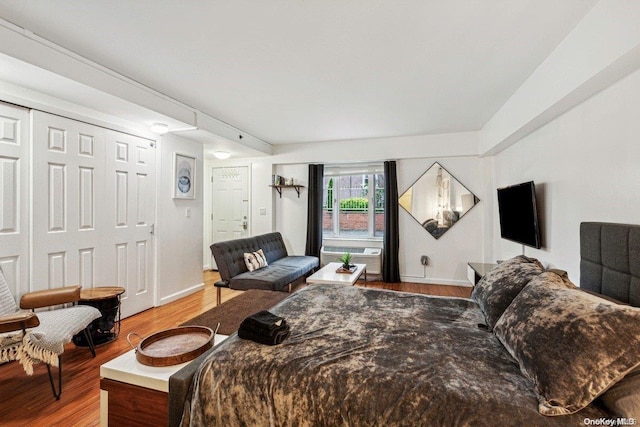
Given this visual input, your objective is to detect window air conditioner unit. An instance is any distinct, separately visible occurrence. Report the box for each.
[320,246,382,275]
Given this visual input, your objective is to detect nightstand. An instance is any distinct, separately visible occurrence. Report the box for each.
[467,262,497,286]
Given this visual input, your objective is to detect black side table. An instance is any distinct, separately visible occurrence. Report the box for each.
[73,286,125,347]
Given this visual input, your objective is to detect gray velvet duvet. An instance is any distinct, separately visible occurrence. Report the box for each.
[180,284,609,426]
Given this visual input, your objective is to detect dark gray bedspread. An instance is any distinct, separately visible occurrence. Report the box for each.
[181,284,609,426]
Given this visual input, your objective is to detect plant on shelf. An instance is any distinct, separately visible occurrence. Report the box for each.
[339,253,352,269]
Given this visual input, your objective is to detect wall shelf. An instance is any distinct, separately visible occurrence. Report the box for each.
[270,184,304,198]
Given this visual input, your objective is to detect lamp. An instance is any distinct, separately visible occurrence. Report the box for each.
[213,151,231,160]
[150,123,169,134]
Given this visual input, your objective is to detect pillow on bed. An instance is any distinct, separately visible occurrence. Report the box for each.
[470,255,544,328]
[244,249,268,272]
[600,367,640,419]
[494,271,640,416]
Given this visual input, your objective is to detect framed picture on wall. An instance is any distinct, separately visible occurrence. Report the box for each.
[173,152,196,199]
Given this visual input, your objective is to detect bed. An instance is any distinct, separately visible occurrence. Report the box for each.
[178,222,640,426]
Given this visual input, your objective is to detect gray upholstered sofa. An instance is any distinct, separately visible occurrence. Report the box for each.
[210,232,319,303]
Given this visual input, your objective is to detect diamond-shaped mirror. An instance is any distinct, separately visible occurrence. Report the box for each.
[399,162,479,239]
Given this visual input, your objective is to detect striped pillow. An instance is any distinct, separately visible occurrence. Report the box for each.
[244,249,268,272]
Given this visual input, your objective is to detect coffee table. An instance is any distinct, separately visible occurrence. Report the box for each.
[306,262,367,286]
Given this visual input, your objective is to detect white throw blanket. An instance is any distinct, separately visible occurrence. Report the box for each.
[2,305,100,374]
[0,331,23,364]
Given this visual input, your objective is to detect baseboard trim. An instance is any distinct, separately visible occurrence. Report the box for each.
[158,282,205,306]
[399,276,472,287]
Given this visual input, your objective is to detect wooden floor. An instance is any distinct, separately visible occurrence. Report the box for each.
[0,272,470,426]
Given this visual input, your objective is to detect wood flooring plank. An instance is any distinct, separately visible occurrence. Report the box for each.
[0,270,470,426]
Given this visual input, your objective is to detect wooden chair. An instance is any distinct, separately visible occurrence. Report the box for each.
[0,268,101,399]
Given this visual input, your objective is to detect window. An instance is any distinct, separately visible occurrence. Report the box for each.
[322,165,384,239]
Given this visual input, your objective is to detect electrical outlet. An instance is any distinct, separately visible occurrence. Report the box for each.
[420,255,429,266]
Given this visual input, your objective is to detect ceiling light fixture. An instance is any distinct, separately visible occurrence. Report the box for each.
[150,123,169,134]
[213,151,231,160]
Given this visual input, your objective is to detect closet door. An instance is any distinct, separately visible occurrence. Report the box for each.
[104,131,156,318]
[31,111,155,317]
[31,111,106,291]
[0,102,29,299]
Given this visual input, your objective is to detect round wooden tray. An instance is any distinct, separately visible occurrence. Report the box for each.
[128,326,214,367]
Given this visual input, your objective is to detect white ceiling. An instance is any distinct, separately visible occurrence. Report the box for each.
[0,1,597,145]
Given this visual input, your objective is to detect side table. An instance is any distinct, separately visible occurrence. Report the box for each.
[466,262,498,286]
[73,286,126,347]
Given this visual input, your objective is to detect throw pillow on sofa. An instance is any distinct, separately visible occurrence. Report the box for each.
[244,249,268,272]
[471,255,544,329]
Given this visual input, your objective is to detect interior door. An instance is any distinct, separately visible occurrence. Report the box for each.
[31,111,155,318]
[0,102,29,298]
[31,111,107,291]
[211,166,248,267]
[104,131,156,318]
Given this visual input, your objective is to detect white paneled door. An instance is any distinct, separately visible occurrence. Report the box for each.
[105,131,155,318]
[31,111,155,318]
[0,102,29,300]
[211,166,249,267]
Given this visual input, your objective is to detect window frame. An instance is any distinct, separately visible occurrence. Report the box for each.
[323,164,384,241]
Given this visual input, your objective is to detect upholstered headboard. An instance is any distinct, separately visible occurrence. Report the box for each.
[580,222,640,307]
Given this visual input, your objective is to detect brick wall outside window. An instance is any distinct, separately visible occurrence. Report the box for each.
[323,211,384,231]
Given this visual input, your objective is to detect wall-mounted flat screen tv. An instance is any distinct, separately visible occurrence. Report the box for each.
[497,181,542,249]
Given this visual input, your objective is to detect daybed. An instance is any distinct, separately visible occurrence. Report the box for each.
[209,232,319,303]
[173,222,640,426]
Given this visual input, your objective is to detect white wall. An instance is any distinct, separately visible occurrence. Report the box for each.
[274,163,309,255]
[156,133,204,304]
[251,160,276,235]
[204,132,484,286]
[398,157,486,285]
[491,66,640,284]
[271,156,486,286]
